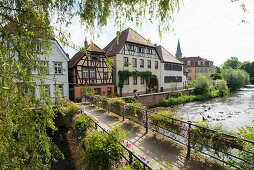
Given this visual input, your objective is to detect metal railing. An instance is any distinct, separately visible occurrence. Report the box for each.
[83,94,254,169]
[79,102,153,170]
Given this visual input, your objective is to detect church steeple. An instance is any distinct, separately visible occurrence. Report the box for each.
[175,39,182,58]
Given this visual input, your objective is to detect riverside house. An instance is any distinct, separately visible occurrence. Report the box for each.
[68,40,114,100]
[2,22,70,99]
[103,28,161,96]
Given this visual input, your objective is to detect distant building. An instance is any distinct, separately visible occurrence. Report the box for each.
[104,28,161,96]
[68,40,114,100]
[179,56,216,81]
[175,39,182,58]
[155,45,185,92]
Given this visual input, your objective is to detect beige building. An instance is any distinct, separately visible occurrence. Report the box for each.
[104,28,161,96]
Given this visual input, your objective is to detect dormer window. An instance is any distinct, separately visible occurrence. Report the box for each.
[198,60,201,66]
[202,60,205,66]
[187,60,191,66]
[129,45,134,51]
[92,56,99,62]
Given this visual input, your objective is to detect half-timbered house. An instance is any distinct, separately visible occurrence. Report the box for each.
[103,28,161,96]
[68,41,114,100]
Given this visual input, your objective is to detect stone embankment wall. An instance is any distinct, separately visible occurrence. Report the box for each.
[122,88,194,107]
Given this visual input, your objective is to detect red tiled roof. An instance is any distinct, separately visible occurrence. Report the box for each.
[155,45,182,64]
[103,27,154,57]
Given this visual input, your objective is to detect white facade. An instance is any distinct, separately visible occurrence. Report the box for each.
[32,40,69,99]
[115,43,161,96]
[160,62,184,91]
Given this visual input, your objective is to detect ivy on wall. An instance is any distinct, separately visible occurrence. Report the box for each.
[118,70,156,96]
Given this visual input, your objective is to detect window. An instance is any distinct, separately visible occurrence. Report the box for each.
[124,77,129,85]
[188,76,192,81]
[39,61,49,74]
[164,76,182,83]
[82,68,88,78]
[107,87,112,96]
[55,84,63,96]
[133,76,137,85]
[198,60,201,66]
[139,47,143,53]
[148,60,151,68]
[141,77,145,84]
[41,85,50,97]
[202,60,205,66]
[90,69,95,78]
[147,49,152,54]
[140,59,144,68]
[92,56,99,62]
[132,58,137,67]
[129,45,134,51]
[187,60,191,66]
[155,61,158,69]
[94,88,101,95]
[124,57,129,67]
[188,69,192,73]
[54,62,62,74]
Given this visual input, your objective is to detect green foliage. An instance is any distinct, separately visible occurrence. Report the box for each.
[215,80,229,96]
[193,76,211,95]
[168,91,183,98]
[210,73,222,80]
[150,111,185,135]
[239,61,254,77]
[124,97,137,103]
[81,85,95,96]
[222,57,241,69]
[230,120,254,169]
[222,69,249,91]
[83,127,126,170]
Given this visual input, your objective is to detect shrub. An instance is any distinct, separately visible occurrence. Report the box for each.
[83,127,126,169]
[215,80,229,96]
[168,91,183,98]
[124,97,136,103]
[193,76,211,95]
[222,69,249,91]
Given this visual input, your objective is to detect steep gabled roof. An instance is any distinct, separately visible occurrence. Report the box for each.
[68,42,105,68]
[155,45,183,64]
[103,27,154,57]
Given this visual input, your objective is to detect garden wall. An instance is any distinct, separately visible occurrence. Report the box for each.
[122,88,194,107]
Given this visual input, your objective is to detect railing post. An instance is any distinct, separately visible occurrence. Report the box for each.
[122,104,125,121]
[145,110,148,133]
[129,151,133,164]
[186,120,191,159]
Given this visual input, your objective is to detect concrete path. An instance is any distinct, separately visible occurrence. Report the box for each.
[79,103,230,170]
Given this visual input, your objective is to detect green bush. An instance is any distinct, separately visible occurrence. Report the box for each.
[222,69,249,91]
[83,127,126,169]
[193,76,211,95]
[168,91,183,98]
[215,80,229,96]
[124,97,136,103]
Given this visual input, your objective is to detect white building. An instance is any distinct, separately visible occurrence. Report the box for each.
[104,28,161,96]
[155,45,185,91]
[33,39,70,99]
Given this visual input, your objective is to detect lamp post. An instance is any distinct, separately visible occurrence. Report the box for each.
[53,75,58,105]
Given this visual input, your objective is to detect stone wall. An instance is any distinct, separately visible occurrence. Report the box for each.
[122,88,194,107]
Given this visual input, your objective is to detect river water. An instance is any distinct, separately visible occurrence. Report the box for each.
[153,85,254,132]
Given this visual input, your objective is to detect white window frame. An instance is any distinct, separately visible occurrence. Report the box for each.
[83,68,88,78]
[54,62,62,74]
[90,69,96,78]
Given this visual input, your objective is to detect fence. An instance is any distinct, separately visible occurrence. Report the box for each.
[84,94,254,169]
[76,99,153,170]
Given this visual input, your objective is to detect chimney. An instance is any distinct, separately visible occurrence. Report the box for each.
[84,36,88,49]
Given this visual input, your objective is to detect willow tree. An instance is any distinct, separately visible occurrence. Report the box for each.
[0,0,248,169]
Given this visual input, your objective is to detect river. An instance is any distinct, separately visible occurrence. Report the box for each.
[153,85,254,131]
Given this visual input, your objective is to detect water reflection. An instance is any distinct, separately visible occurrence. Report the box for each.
[153,85,254,131]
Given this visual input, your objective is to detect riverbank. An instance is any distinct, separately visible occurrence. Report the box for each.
[157,90,226,107]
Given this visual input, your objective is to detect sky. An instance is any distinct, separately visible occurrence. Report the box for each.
[63,0,254,66]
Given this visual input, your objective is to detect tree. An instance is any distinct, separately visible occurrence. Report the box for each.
[239,61,254,77]
[210,73,222,80]
[222,57,241,69]
[193,76,211,95]
[222,69,249,91]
